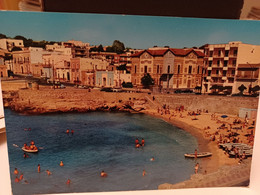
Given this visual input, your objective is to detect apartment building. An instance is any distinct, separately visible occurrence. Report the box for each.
[202,41,260,94]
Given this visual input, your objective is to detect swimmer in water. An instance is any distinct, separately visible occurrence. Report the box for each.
[100,170,107,177]
[71,129,74,135]
[14,168,19,175]
[60,161,64,167]
[66,129,70,135]
[150,157,155,161]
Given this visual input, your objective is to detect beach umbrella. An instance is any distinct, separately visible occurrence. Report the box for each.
[221,115,228,118]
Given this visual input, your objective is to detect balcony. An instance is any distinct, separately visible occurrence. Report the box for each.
[207,67,212,70]
[223,67,228,70]
[236,74,259,80]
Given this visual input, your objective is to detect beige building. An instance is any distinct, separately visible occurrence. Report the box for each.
[70,57,108,85]
[131,47,204,92]
[202,41,260,94]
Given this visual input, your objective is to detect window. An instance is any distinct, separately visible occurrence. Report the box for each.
[188,66,192,74]
[234,49,238,56]
[134,66,137,73]
[157,65,159,73]
[217,60,220,66]
[209,51,213,57]
[144,66,147,73]
[197,66,200,74]
[225,50,229,57]
[218,50,221,56]
[167,65,170,74]
[177,65,181,74]
[223,70,227,76]
[216,70,219,75]
[208,70,211,76]
[148,68,151,73]
[232,70,235,75]
[224,61,228,67]
[232,60,236,66]
[209,61,212,67]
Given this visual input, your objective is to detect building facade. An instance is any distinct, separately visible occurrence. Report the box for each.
[131,47,204,92]
[202,42,260,94]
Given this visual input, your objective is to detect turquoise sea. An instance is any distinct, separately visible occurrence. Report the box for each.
[5,109,198,195]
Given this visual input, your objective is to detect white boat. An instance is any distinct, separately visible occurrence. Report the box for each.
[22,147,38,153]
[184,152,212,158]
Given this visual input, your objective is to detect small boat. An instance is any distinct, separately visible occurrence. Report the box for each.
[22,147,38,153]
[184,152,212,158]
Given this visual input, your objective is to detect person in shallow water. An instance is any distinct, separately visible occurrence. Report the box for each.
[141,138,145,146]
[46,170,52,176]
[66,179,71,185]
[23,153,29,158]
[15,176,19,183]
[14,168,19,175]
[195,163,199,174]
[142,169,146,176]
[135,143,141,148]
[60,161,64,167]
[71,129,74,135]
[38,164,41,173]
[100,170,107,177]
[135,138,139,144]
[66,129,70,135]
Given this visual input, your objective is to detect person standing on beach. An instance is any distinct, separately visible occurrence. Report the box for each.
[195,163,199,174]
[66,179,71,185]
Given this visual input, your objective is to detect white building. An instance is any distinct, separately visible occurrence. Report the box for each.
[0,39,24,51]
[203,41,260,94]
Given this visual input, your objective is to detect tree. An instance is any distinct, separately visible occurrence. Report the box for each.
[238,84,247,94]
[251,85,260,94]
[97,44,104,52]
[112,40,125,54]
[0,33,7,39]
[141,73,154,89]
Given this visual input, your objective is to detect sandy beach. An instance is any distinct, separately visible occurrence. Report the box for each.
[143,107,254,175]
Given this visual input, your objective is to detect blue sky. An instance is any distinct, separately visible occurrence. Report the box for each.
[1,11,260,49]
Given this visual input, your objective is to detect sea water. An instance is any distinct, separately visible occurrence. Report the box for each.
[5,109,198,195]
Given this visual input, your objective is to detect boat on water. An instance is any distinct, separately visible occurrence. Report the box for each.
[184,152,212,158]
[22,147,38,153]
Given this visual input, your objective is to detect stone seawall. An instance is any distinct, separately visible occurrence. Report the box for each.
[154,94,259,115]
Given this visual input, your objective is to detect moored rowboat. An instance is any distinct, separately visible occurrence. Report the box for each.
[184,152,212,158]
[22,147,38,153]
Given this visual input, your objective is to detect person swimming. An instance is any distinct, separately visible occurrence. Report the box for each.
[60,161,64,167]
[150,157,155,161]
[66,129,70,135]
[135,138,139,144]
[100,170,107,177]
[71,129,74,135]
[23,153,29,159]
[135,143,141,148]
[19,173,24,181]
